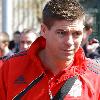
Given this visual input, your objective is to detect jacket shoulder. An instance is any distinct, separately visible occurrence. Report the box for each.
[86,58,100,74]
[3,50,27,61]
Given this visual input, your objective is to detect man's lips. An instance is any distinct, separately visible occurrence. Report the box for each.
[61,49,74,54]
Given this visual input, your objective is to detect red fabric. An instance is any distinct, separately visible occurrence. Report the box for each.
[0,49,3,69]
[0,60,3,69]
[0,36,100,100]
[0,50,3,57]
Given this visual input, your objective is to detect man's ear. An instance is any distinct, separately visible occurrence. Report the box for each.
[40,23,48,38]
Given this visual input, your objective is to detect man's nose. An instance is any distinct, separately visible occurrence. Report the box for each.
[64,34,74,46]
[23,43,29,49]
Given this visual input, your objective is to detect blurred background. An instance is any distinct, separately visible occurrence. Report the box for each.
[0,0,100,40]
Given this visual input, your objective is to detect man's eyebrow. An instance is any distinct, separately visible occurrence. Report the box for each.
[56,29,64,31]
[56,29,68,32]
[56,29,82,32]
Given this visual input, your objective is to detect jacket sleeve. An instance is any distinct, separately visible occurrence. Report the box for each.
[86,58,100,99]
[97,75,100,100]
[0,60,9,100]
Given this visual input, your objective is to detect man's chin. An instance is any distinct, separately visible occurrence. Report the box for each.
[66,57,73,61]
[61,56,74,61]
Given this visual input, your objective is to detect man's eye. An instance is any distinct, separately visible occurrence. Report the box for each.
[72,31,82,37]
[57,31,66,36]
[27,41,32,45]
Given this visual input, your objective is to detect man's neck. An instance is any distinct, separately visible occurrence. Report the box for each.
[39,50,72,75]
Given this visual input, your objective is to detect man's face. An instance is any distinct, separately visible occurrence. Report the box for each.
[0,36,9,51]
[14,34,21,43]
[20,33,37,51]
[41,19,84,63]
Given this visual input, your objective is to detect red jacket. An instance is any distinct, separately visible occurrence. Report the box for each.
[0,36,100,100]
[0,50,2,57]
[0,60,3,69]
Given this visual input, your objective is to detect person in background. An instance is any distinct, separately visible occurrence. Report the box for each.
[81,23,100,59]
[0,32,13,58]
[13,31,21,53]
[85,38,100,59]
[8,40,16,53]
[81,23,93,47]
[81,24,93,56]
[0,0,100,100]
[0,48,2,57]
[19,28,38,51]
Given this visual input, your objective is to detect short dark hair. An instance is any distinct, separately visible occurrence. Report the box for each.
[14,31,21,35]
[8,40,15,50]
[42,0,85,29]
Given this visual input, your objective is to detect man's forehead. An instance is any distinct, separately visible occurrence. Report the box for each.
[58,21,84,31]
[67,19,84,27]
[68,23,84,31]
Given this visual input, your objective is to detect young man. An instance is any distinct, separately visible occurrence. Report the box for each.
[0,0,100,100]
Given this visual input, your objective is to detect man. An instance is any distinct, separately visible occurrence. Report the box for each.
[0,32,14,69]
[81,24,93,56]
[86,38,100,59]
[19,28,38,51]
[81,24,93,47]
[0,32,13,58]
[81,24,100,59]
[13,31,21,53]
[0,0,100,100]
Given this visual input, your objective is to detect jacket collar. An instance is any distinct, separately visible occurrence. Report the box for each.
[28,36,46,60]
[72,47,87,75]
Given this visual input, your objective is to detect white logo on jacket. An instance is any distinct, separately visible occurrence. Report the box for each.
[68,79,82,97]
